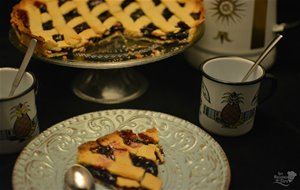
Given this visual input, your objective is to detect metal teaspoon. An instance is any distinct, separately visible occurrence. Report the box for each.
[64,164,95,190]
[8,38,37,97]
[241,35,283,82]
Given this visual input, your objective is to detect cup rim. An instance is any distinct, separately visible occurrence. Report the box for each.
[0,67,37,101]
[200,56,266,85]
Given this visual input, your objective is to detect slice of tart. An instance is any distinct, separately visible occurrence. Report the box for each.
[10,0,205,58]
[77,127,165,190]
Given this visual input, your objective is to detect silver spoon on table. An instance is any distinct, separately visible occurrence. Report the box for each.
[8,38,37,97]
[241,34,283,82]
[64,164,95,190]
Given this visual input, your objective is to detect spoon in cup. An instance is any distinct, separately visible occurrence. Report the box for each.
[241,34,283,82]
[8,38,37,97]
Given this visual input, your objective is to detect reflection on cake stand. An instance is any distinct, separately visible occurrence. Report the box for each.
[72,68,147,104]
[9,27,204,104]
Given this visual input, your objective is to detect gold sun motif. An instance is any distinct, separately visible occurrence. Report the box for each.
[210,0,245,24]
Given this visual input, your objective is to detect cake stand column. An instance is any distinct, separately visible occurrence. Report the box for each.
[72,68,148,104]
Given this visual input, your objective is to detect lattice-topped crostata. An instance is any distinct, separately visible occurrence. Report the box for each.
[77,127,165,190]
[11,0,205,58]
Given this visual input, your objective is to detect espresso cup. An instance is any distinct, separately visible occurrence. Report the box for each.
[0,67,39,154]
[199,56,275,136]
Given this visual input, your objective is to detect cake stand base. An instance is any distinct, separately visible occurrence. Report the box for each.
[72,68,148,104]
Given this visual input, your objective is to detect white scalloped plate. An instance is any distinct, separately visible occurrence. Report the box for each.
[12,109,230,190]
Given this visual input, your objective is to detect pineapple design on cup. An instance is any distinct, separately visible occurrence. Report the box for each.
[9,102,37,140]
[220,92,244,128]
[202,90,257,129]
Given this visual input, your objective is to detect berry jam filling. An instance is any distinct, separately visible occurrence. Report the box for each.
[87,166,117,186]
[131,9,145,21]
[120,130,140,145]
[162,8,173,21]
[63,9,81,23]
[106,22,124,35]
[58,0,70,7]
[178,2,185,7]
[165,21,190,40]
[177,21,190,31]
[141,23,158,37]
[34,1,48,13]
[42,20,54,30]
[131,154,158,176]
[88,36,102,43]
[119,130,157,145]
[98,10,113,23]
[153,0,161,6]
[121,0,135,9]
[138,133,156,144]
[87,0,105,10]
[52,34,64,42]
[87,166,149,190]
[91,145,115,160]
[190,12,201,20]
[17,10,29,28]
[73,22,90,33]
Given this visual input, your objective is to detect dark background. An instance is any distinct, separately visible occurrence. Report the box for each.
[1,0,300,190]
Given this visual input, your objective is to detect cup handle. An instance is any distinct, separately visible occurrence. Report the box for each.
[273,20,300,33]
[258,73,277,104]
[35,79,39,95]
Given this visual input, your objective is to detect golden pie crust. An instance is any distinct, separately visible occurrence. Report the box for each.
[77,128,165,190]
[10,0,205,58]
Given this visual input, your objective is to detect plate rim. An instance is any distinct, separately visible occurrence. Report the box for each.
[12,108,231,190]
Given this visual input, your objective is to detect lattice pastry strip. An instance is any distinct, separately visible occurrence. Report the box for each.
[123,3,152,33]
[33,10,64,49]
[15,1,77,52]
[136,0,179,34]
[46,1,82,47]
[75,1,106,34]
[89,1,120,35]
[162,0,202,27]
[57,1,98,46]
[107,0,150,36]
